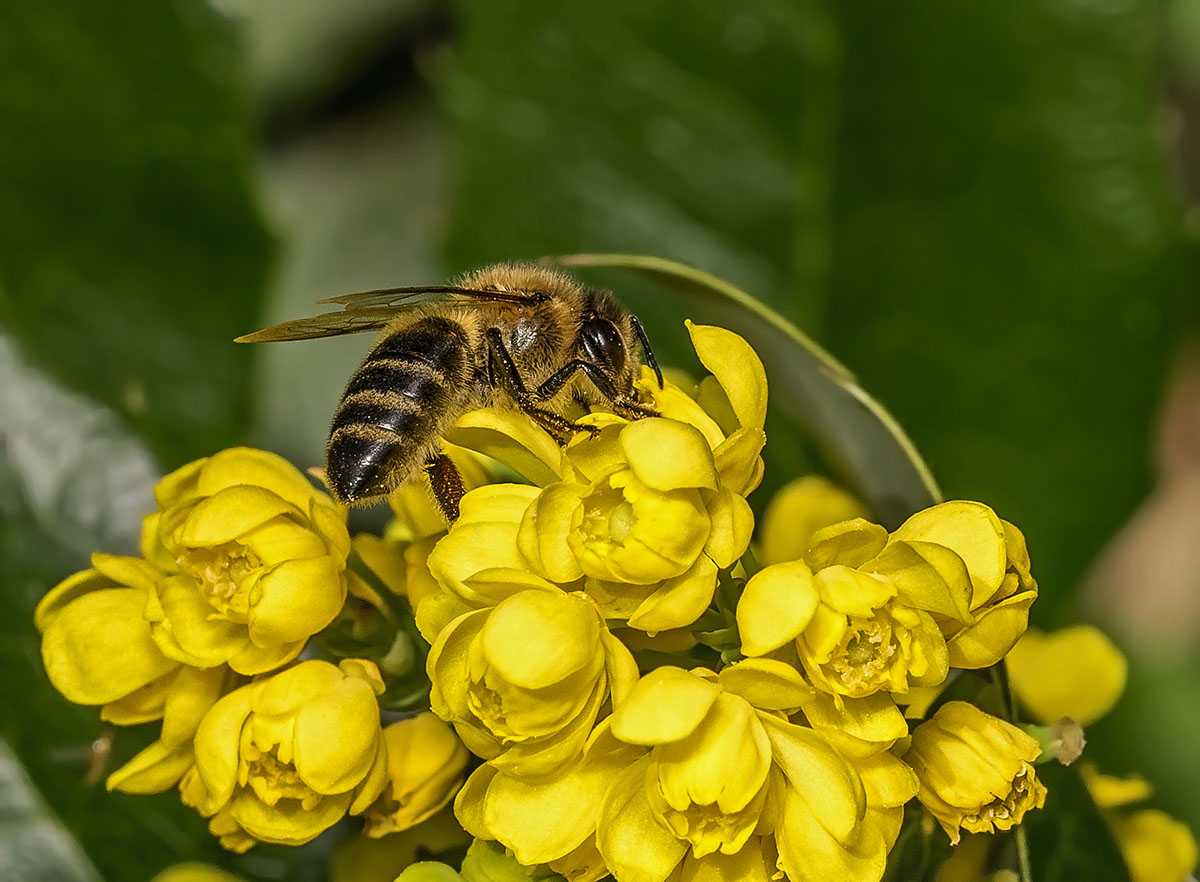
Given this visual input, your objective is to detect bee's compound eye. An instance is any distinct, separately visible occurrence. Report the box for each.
[579,318,627,373]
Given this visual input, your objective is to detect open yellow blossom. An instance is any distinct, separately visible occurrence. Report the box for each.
[597,659,909,882]
[904,701,1046,844]
[736,517,973,699]
[184,658,389,851]
[890,501,1037,668]
[426,323,765,634]
[427,589,637,778]
[364,713,469,837]
[1006,625,1126,726]
[141,447,350,675]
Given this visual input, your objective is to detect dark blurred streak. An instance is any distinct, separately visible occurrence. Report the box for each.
[260,3,453,148]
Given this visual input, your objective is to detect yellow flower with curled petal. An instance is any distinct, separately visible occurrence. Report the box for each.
[904,701,1046,844]
[1006,625,1127,726]
[364,712,469,837]
[889,501,1037,668]
[142,447,350,675]
[427,589,638,778]
[184,658,389,851]
[736,518,970,700]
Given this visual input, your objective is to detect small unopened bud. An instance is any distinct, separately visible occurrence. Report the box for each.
[1024,716,1086,766]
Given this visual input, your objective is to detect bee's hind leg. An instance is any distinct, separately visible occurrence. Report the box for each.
[424,452,466,523]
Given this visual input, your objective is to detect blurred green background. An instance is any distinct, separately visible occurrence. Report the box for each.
[1,0,1199,879]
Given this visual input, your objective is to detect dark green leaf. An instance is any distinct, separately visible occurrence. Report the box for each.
[1023,762,1131,882]
[0,0,273,464]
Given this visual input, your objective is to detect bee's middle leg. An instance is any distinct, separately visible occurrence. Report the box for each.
[485,329,600,441]
[535,359,657,421]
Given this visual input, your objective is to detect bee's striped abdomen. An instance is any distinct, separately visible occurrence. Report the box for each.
[326,316,471,503]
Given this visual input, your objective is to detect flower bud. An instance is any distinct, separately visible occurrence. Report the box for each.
[363,713,469,836]
[904,701,1046,843]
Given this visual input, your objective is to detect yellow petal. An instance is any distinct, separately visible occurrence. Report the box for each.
[293,679,382,795]
[517,483,586,583]
[736,561,818,657]
[193,447,327,516]
[453,763,497,839]
[597,759,688,882]
[813,566,894,618]
[161,666,233,748]
[1114,809,1199,882]
[620,419,718,491]
[481,592,600,689]
[611,666,721,745]
[893,501,1007,607]
[177,486,300,546]
[627,555,718,632]
[703,487,755,568]
[686,321,768,430]
[250,557,346,645]
[107,740,193,794]
[944,588,1036,669]
[805,520,889,572]
[228,787,352,846]
[864,540,974,624]
[802,692,908,753]
[41,587,177,705]
[712,428,766,497]
[445,407,564,487]
[194,686,255,810]
[1082,765,1153,809]
[1006,626,1127,726]
[759,477,869,567]
[761,715,865,843]
[718,658,814,711]
[777,783,886,882]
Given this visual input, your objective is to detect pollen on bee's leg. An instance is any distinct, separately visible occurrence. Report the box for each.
[424,452,465,523]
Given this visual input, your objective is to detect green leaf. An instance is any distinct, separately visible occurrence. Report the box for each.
[553,253,941,527]
[1023,762,1131,882]
[0,0,273,465]
[0,737,99,882]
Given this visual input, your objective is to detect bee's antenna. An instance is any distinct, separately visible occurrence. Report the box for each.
[630,315,664,389]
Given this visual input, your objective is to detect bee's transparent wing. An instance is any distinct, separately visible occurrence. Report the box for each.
[237,285,545,343]
[234,307,402,343]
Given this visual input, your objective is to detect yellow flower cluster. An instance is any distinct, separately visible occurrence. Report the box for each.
[37,321,1072,881]
[36,447,467,851]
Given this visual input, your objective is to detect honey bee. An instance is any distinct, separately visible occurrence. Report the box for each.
[236,263,663,521]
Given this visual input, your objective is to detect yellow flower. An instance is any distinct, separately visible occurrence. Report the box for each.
[184,658,389,851]
[331,809,470,882]
[426,323,765,634]
[758,476,868,567]
[1082,766,1199,882]
[37,554,179,711]
[736,520,968,699]
[1112,810,1198,882]
[427,589,637,778]
[596,659,910,882]
[36,553,240,793]
[364,713,469,837]
[904,701,1046,844]
[1006,625,1127,726]
[455,722,642,881]
[890,501,1037,668]
[142,447,350,675]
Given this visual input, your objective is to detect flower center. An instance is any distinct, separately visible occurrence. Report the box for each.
[466,677,524,743]
[178,541,262,621]
[243,744,314,807]
[827,615,903,693]
[581,486,633,547]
